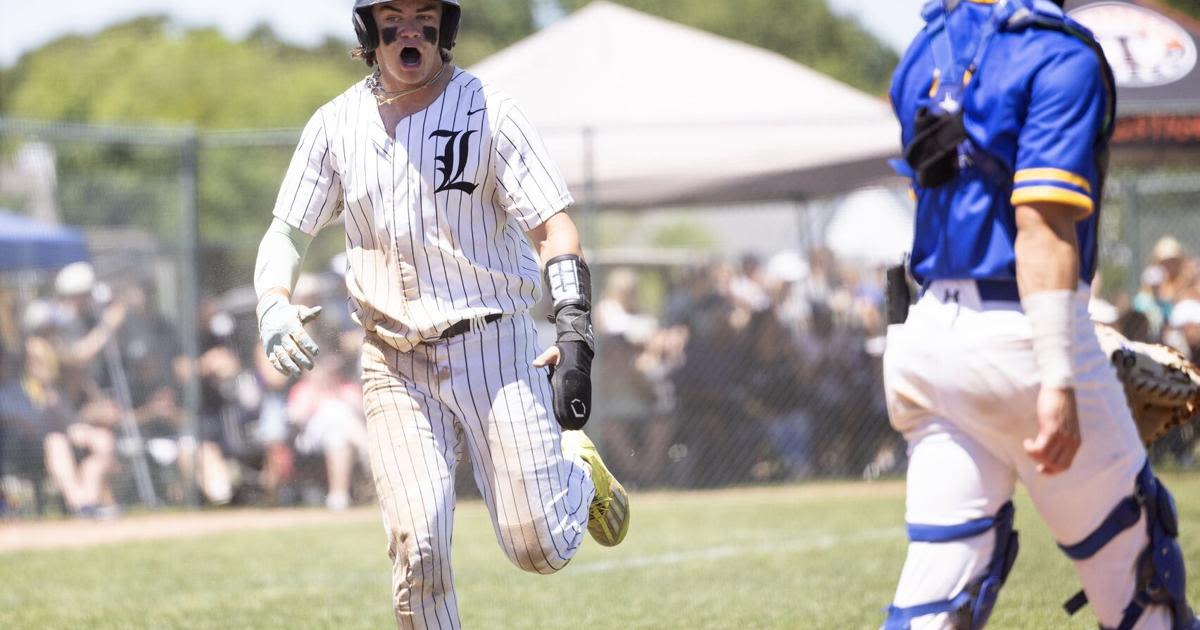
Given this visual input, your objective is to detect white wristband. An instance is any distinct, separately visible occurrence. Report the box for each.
[254,218,313,301]
[1023,289,1075,389]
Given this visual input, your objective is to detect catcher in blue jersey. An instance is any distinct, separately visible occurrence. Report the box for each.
[882,1,1200,628]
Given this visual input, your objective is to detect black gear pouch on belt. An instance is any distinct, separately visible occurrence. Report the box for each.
[904,106,968,188]
[885,263,913,326]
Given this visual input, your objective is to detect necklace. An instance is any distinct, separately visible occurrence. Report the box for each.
[368,63,448,106]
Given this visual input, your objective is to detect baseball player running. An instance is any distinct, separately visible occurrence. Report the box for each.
[252,1,629,627]
[883,1,1198,628]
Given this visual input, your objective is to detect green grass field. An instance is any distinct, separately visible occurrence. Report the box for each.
[5,475,1200,629]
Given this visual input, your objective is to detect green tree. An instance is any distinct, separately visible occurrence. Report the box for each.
[1162,0,1200,19]
[3,17,368,128]
[0,18,378,288]
[0,10,541,290]
[454,0,541,65]
[0,2,897,290]
[557,0,898,94]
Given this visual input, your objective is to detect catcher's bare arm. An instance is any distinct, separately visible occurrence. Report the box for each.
[1016,200,1085,475]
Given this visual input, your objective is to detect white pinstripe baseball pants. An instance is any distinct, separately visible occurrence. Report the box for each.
[360,314,594,630]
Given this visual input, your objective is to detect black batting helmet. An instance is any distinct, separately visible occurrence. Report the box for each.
[353,0,462,54]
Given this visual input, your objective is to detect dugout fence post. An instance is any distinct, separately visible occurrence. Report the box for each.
[178,129,203,508]
[1124,175,1142,297]
[581,126,597,245]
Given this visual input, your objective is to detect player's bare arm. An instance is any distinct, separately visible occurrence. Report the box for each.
[530,211,583,369]
[1016,201,1084,475]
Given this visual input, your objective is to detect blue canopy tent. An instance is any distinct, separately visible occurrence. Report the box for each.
[0,209,89,271]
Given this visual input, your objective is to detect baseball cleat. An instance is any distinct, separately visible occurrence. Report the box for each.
[562,430,629,547]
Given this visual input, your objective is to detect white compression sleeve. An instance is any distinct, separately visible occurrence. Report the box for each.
[1023,289,1075,389]
[254,218,314,300]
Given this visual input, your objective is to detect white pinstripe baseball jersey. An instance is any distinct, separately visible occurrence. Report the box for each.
[273,69,573,352]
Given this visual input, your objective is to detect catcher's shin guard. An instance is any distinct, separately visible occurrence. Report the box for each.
[1060,461,1196,630]
[884,502,1020,629]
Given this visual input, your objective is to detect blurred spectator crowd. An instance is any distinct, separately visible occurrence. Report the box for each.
[591,234,1200,490]
[0,246,900,519]
[0,262,369,518]
[1093,235,1200,465]
[590,248,896,490]
[15,234,1200,519]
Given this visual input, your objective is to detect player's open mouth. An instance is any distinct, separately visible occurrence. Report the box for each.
[400,47,422,68]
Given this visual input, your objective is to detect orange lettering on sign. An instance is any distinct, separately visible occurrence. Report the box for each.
[1113,115,1200,145]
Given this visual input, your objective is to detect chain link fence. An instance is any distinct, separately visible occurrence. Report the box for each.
[0,117,1196,518]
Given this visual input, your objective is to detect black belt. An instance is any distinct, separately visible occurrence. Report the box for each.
[439,313,503,340]
[922,279,1020,303]
[973,279,1020,302]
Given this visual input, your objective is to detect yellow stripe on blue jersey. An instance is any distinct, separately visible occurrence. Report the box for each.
[1013,168,1092,194]
[1010,186,1094,214]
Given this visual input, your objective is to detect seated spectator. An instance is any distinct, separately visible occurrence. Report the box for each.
[591,268,684,487]
[253,342,295,505]
[624,325,686,488]
[729,254,771,313]
[287,333,367,511]
[52,262,127,386]
[741,311,811,480]
[116,281,188,502]
[795,303,878,476]
[595,267,657,341]
[1153,236,1190,311]
[49,265,129,480]
[1117,308,1153,344]
[1132,265,1169,340]
[593,329,656,485]
[180,301,245,506]
[672,288,756,487]
[2,309,118,517]
[1169,299,1200,361]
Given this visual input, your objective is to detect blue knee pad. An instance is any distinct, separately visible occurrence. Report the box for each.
[1059,461,1196,630]
[884,501,1020,630]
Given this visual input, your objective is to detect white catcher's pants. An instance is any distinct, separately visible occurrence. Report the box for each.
[361,314,594,630]
[883,280,1169,629]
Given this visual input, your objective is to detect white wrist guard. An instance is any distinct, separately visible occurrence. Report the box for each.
[1024,289,1075,389]
[254,218,313,300]
[544,254,592,315]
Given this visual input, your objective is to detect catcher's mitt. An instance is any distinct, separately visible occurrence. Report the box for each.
[1094,324,1200,445]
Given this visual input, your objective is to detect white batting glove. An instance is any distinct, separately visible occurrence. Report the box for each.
[256,293,322,377]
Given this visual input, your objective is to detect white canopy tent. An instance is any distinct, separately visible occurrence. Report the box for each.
[825,186,914,268]
[470,1,901,209]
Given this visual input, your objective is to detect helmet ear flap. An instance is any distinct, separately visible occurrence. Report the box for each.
[440,3,461,51]
[354,9,379,52]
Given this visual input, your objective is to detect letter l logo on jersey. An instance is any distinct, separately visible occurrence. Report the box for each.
[430,129,479,194]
